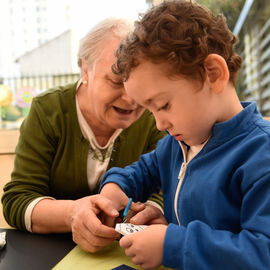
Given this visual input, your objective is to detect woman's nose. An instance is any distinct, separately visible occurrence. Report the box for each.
[121,91,136,105]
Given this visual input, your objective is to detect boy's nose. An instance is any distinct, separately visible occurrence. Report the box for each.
[155,115,169,131]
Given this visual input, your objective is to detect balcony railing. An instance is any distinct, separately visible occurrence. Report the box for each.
[0,73,80,130]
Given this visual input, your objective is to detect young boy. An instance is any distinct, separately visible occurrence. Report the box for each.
[100,1,270,269]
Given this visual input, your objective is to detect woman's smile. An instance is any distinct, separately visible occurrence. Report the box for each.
[113,106,134,115]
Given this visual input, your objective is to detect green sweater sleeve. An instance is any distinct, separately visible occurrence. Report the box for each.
[2,83,90,230]
[2,98,57,230]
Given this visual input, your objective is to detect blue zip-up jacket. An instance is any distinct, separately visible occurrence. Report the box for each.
[101,102,270,269]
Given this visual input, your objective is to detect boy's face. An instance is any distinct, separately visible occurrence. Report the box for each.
[124,60,217,146]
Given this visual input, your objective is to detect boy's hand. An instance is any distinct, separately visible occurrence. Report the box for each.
[100,183,167,226]
[100,183,145,225]
[119,224,167,269]
[100,183,131,209]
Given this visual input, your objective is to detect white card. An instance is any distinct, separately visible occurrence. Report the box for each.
[115,223,148,236]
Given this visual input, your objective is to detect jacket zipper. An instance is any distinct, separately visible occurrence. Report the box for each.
[174,142,188,225]
[173,138,209,225]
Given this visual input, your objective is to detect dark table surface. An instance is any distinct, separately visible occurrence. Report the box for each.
[0,228,76,270]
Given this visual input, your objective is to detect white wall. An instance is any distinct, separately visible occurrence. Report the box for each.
[17,30,79,76]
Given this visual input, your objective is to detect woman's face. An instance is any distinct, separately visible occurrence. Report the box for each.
[81,37,144,131]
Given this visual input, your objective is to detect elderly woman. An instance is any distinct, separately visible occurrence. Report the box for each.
[2,18,166,252]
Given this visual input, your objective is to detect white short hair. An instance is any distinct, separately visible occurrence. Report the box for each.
[77,17,134,70]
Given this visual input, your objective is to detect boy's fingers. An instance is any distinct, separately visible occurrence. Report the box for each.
[119,235,132,248]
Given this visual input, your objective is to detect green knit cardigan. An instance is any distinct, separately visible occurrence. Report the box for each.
[2,82,166,230]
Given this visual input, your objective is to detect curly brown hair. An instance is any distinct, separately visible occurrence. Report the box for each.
[113,0,242,86]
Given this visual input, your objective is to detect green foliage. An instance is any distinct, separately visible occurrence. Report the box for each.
[1,105,22,121]
[195,0,245,31]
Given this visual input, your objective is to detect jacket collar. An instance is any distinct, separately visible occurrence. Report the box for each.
[208,101,261,147]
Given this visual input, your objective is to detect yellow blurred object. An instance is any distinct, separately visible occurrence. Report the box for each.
[0,85,13,107]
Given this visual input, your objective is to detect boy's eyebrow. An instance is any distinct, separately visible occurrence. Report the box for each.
[145,92,165,106]
[144,97,161,111]
[144,98,158,110]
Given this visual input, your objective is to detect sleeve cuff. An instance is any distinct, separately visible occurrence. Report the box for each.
[24,197,55,232]
[145,200,164,214]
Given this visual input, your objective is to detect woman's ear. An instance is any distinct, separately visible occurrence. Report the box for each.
[203,54,229,94]
[81,59,88,82]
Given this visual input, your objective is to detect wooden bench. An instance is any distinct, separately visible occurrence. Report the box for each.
[0,129,19,227]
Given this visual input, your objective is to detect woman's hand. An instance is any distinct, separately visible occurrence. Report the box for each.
[120,224,167,269]
[129,202,168,225]
[70,194,120,252]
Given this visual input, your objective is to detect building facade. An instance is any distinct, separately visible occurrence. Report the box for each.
[236,0,270,116]
[0,0,71,77]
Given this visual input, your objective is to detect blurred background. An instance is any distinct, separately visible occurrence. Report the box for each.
[0,0,269,130]
[0,0,269,228]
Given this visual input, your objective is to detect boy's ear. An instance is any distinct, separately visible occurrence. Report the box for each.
[203,54,229,93]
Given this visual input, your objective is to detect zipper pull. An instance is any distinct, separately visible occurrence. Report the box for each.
[178,162,186,180]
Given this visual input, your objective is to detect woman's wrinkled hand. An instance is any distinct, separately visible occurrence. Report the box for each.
[70,194,120,253]
[129,202,167,225]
